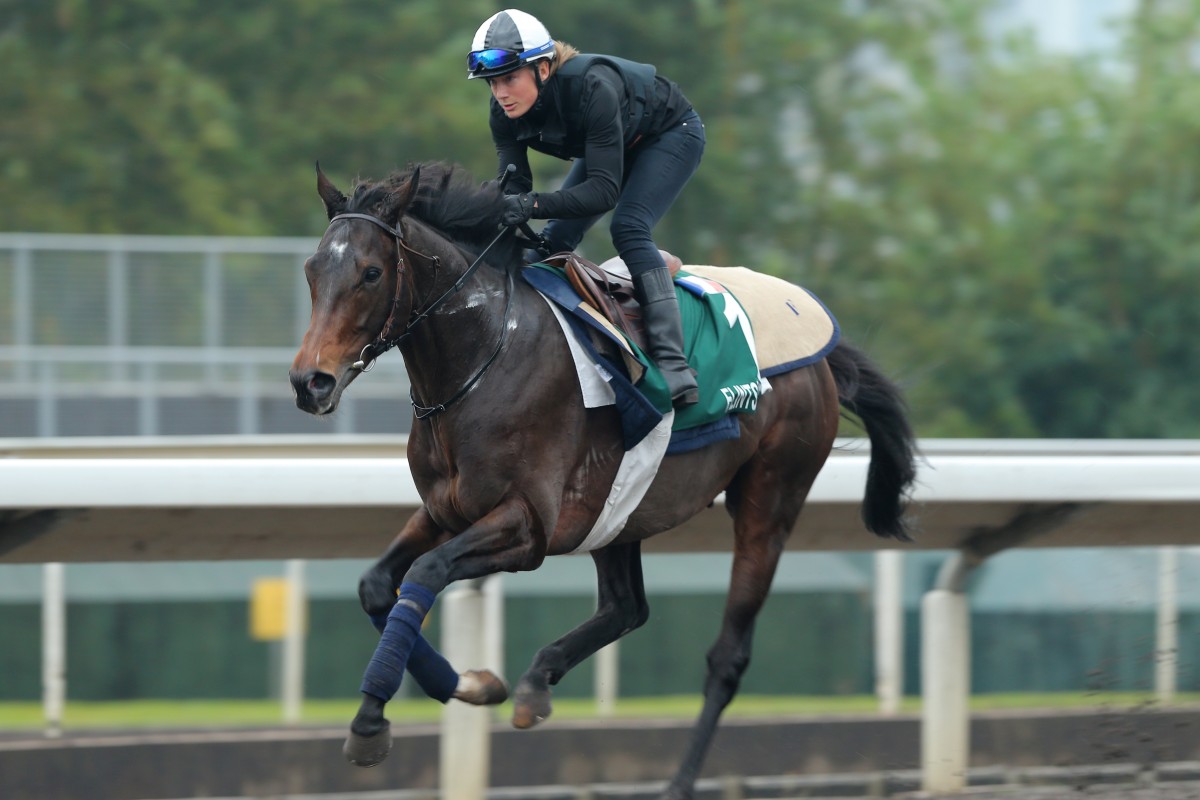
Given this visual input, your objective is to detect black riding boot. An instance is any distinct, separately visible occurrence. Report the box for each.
[633,267,699,408]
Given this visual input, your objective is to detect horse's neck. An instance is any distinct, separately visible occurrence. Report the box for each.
[405,221,504,306]
[399,225,516,392]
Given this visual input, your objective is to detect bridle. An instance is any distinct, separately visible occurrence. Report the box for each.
[324,211,515,417]
[324,212,432,371]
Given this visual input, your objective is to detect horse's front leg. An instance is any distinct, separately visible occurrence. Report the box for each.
[512,541,648,729]
[358,506,445,625]
[351,507,506,740]
[344,497,548,767]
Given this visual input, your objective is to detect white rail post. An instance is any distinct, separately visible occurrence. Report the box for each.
[441,580,489,800]
[874,550,904,715]
[36,362,57,438]
[281,559,307,723]
[595,641,620,717]
[594,581,619,716]
[1156,546,1179,705]
[482,575,505,677]
[202,250,222,386]
[13,243,32,384]
[921,554,971,794]
[42,562,65,738]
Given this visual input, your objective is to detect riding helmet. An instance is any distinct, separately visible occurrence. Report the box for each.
[466,9,555,79]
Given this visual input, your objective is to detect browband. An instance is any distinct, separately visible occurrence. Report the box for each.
[330,212,403,240]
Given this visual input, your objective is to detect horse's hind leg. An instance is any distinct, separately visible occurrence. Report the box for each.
[512,541,649,729]
[665,400,836,797]
[663,495,812,798]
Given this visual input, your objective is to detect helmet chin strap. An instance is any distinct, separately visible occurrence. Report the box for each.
[531,63,548,109]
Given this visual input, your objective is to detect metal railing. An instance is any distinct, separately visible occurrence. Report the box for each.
[0,345,410,437]
[0,233,411,437]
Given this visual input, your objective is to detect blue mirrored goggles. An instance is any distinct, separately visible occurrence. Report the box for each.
[467,48,522,73]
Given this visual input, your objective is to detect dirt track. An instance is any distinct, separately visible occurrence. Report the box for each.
[2,714,1197,800]
[898,785,1200,799]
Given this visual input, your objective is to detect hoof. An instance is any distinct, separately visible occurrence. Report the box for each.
[511,680,553,730]
[454,670,510,706]
[343,723,392,767]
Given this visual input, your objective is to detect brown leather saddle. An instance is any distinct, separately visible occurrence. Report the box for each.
[540,250,683,354]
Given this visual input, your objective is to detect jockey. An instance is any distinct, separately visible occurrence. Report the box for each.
[467,8,704,408]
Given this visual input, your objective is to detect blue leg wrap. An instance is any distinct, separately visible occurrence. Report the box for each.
[368,599,459,703]
[408,635,459,703]
[359,582,437,702]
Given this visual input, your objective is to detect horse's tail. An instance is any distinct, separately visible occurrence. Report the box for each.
[826,340,917,541]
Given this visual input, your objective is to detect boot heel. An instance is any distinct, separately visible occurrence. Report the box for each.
[673,386,699,408]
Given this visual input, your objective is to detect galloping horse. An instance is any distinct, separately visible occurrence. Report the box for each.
[290,161,917,800]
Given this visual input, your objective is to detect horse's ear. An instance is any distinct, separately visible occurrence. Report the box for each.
[381,166,420,226]
[315,162,347,219]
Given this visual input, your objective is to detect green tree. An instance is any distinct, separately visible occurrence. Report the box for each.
[779,0,1200,437]
[0,0,502,234]
[4,0,1199,437]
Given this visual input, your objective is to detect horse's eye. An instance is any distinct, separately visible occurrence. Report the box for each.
[363,267,383,284]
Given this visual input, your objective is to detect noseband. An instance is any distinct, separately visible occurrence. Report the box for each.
[325,211,516,417]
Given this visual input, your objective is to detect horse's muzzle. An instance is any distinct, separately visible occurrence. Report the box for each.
[290,369,338,414]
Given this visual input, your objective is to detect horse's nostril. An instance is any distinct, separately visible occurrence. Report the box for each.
[291,370,336,407]
[307,372,336,398]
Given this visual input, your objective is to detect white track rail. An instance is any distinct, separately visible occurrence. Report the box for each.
[4,436,1200,795]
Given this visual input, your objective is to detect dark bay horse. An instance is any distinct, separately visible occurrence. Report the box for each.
[290,162,917,800]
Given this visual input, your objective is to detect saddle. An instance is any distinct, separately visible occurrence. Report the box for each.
[541,250,683,354]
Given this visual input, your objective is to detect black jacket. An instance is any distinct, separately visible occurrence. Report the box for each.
[490,53,693,220]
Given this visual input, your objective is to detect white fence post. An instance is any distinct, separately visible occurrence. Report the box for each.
[921,553,972,794]
[107,249,129,382]
[1156,546,1179,704]
[441,581,489,800]
[42,562,66,738]
[482,575,505,676]
[874,550,904,715]
[203,250,222,386]
[281,559,307,723]
[921,589,970,792]
[595,641,619,717]
[13,243,32,384]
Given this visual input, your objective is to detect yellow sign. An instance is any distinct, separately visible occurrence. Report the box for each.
[250,578,290,641]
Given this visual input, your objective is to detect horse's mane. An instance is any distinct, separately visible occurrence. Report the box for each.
[345,162,521,265]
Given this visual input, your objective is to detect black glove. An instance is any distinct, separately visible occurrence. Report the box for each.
[501,193,536,226]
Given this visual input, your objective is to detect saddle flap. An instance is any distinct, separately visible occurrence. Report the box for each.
[542,252,646,351]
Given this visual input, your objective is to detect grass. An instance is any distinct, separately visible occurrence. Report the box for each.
[1,692,1197,732]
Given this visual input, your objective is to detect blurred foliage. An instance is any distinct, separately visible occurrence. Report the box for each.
[3,0,1199,437]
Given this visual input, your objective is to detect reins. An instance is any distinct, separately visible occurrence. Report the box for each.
[342,164,527,374]
[410,266,515,419]
[325,210,516,417]
[331,214,508,372]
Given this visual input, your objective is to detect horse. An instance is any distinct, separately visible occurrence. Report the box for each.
[290,161,917,800]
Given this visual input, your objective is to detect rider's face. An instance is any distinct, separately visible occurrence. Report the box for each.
[487,64,546,119]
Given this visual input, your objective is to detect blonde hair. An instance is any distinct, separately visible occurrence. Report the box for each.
[546,41,580,77]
